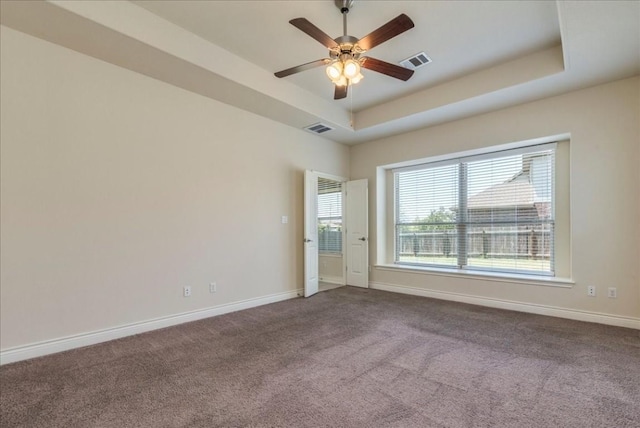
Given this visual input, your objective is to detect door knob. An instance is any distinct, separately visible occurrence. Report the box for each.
[304,238,313,243]
[358,237,367,241]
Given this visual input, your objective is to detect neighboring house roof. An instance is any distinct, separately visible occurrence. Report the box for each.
[467,172,536,209]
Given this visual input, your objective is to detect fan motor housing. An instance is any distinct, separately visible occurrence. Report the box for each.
[331,35,361,58]
[335,35,358,46]
[335,0,355,12]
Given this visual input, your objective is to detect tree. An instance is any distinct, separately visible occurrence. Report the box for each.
[415,207,456,231]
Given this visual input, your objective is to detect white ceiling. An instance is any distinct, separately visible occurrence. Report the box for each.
[133,0,562,111]
[1,0,639,145]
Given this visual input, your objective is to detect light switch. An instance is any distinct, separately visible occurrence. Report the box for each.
[281,216,288,224]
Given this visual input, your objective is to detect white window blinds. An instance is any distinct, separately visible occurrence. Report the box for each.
[394,143,556,275]
[318,178,343,253]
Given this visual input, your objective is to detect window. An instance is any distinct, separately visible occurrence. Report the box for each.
[394,143,555,276]
[318,178,342,253]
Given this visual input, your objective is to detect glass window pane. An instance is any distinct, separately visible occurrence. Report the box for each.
[395,145,555,276]
[318,182,342,253]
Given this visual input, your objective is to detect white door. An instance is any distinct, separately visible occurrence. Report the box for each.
[303,170,319,297]
[346,179,369,288]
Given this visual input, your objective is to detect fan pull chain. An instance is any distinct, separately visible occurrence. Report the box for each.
[350,83,354,129]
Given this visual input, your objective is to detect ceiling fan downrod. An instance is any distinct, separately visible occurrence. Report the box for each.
[338,0,354,37]
[333,0,358,54]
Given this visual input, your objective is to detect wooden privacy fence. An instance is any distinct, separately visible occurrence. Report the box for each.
[398,228,552,259]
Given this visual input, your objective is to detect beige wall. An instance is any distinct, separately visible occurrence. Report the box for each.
[0,27,350,350]
[351,76,640,320]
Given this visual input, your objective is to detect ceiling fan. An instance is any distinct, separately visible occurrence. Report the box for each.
[274,0,415,100]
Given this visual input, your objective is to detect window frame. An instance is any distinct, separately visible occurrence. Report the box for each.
[393,142,557,277]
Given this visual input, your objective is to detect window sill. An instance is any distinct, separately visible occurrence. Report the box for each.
[374,264,574,288]
[319,253,343,258]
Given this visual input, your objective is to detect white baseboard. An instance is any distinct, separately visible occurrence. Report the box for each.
[0,289,302,365]
[4,284,637,365]
[370,281,640,330]
[319,276,344,285]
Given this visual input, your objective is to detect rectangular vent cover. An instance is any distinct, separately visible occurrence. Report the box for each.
[400,52,432,70]
[304,122,334,134]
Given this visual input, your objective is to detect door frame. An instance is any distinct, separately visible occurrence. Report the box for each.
[304,170,348,297]
[315,171,348,287]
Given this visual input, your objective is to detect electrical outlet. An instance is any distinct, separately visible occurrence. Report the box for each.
[209,282,217,293]
[587,286,596,297]
[607,287,617,298]
[183,286,191,297]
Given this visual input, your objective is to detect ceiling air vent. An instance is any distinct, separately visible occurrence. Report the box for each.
[400,52,432,70]
[304,122,334,135]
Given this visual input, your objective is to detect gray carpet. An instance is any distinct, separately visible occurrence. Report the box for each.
[1,287,639,427]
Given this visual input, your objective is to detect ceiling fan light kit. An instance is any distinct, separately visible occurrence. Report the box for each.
[326,54,363,86]
[274,0,415,99]
[342,58,360,79]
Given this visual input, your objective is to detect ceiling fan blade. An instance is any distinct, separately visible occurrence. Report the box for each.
[334,85,348,100]
[290,18,339,49]
[357,14,414,51]
[274,59,329,78]
[361,57,414,81]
